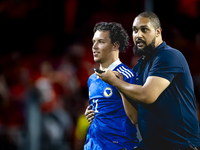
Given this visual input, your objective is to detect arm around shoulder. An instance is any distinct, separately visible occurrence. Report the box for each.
[114,76,170,104]
[97,69,170,104]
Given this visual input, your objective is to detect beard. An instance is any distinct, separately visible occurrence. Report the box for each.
[133,37,156,56]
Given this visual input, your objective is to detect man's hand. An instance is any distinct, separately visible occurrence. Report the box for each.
[95,69,119,85]
[113,71,124,80]
[84,105,95,124]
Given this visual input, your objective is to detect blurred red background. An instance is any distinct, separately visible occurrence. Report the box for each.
[0,0,199,150]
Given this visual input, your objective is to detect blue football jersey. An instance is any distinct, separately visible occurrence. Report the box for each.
[84,59,139,150]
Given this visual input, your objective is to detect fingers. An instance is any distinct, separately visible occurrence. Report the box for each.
[95,71,104,79]
[87,111,95,124]
[84,105,91,116]
[85,105,95,124]
[113,71,124,80]
[95,68,108,78]
[95,72,101,78]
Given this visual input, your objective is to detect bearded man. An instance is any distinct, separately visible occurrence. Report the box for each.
[95,12,200,150]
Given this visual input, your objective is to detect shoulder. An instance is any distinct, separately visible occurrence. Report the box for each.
[88,73,96,85]
[157,45,185,60]
[153,45,186,66]
[89,73,96,78]
[149,44,185,75]
[114,63,136,82]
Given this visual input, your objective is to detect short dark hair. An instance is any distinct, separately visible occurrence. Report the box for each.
[93,22,129,52]
[137,12,161,29]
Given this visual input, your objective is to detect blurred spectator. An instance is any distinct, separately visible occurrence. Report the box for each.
[74,100,89,150]
[0,0,199,150]
[0,52,29,150]
[35,61,57,113]
[33,61,73,150]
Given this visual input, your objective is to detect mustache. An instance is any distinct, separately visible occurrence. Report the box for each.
[136,39,146,45]
[133,37,156,56]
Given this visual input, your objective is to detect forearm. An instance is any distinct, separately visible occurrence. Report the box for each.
[97,69,170,104]
[111,76,170,104]
[112,78,147,103]
[119,92,138,124]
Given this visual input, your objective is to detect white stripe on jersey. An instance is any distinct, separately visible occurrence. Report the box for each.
[117,66,134,79]
[119,67,131,78]
[117,67,131,79]
[117,69,129,78]
[121,66,134,77]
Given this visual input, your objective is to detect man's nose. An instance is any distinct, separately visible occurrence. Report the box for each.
[135,30,142,38]
[92,42,98,50]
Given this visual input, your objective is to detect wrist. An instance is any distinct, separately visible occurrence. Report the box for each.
[111,77,120,87]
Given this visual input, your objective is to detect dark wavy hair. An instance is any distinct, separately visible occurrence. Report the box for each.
[93,22,129,52]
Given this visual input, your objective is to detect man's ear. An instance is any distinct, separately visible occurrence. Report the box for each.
[113,41,120,51]
[156,27,162,37]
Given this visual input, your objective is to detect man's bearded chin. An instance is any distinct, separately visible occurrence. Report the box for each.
[133,38,156,56]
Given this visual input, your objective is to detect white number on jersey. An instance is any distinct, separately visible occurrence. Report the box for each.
[92,99,99,113]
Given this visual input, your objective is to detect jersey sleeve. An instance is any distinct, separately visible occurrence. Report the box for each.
[115,65,136,84]
[87,73,95,88]
[87,77,91,88]
[124,72,136,84]
[119,66,138,110]
[148,50,184,82]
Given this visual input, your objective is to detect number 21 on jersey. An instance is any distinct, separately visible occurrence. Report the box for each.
[91,99,99,113]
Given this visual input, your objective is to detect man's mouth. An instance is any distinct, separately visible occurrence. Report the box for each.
[136,40,146,48]
[137,42,144,47]
[93,51,100,57]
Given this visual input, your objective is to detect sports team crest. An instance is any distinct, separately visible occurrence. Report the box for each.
[104,87,113,97]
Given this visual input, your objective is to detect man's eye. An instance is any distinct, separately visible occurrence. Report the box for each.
[133,28,138,33]
[142,28,148,32]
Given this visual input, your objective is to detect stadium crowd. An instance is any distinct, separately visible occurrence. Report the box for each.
[0,0,199,150]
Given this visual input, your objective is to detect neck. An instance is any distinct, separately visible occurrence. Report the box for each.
[142,38,163,60]
[155,36,163,49]
[100,57,118,70]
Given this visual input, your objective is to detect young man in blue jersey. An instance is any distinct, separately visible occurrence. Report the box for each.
[95,12,200,150]
[84,22,139,150]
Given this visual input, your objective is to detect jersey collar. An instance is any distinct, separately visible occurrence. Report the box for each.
[107,59,122,71]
